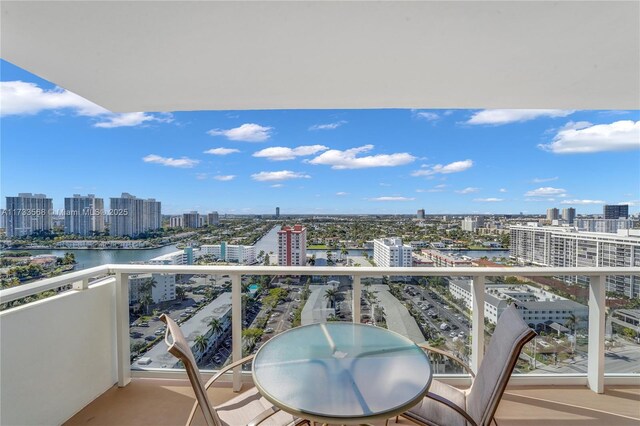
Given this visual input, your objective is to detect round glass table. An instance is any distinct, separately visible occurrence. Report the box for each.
[252,322,432,425]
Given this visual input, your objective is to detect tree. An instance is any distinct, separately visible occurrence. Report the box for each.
[308,254,316,266]
[176,286,186,301]
[194,335,208,354]
[264,253,270,265]
[324,288,338,308]
[209,318,223,336]
[565,313,578,352]
[140,293,154,315]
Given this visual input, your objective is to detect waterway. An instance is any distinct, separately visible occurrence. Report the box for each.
[4,245,180,271]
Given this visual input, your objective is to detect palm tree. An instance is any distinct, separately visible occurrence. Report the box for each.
[140,293,154,315]
[194,334,208,355]
[209,318,223,337]
[565,313,578,352]
[324,288,338,308]
[175,286,186,301]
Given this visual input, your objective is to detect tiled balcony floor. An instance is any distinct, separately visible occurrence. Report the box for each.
[65,379,640,426]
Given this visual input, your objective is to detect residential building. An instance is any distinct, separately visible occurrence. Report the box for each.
[449,279,588,328]
[462,216,484,232]
[562,207,576,224]
[129,273,176,305]
[373,237,413,267]
[576,218,636,234]
[546,208,559,221]
[510,224,640,298]
[147,248,195,265]
[0,209,7,229]
[109,193,144,237]
[5,193,53,238]
[207,212,219,225]
[182,211,200,229]
[169,216,183,228]
[421,249,473,267]
[64,194,105,236]
[277,224,307,266]
[417,209,425,220]
[142,199,162,231]
[201,242,257,264]
[604,204,629,219]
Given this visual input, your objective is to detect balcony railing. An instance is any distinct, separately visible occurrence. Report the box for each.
[1,264,638,426]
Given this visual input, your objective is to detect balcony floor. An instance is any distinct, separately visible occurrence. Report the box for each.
[64,379,640,426]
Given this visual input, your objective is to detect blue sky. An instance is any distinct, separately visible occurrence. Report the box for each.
[1,59,639,215]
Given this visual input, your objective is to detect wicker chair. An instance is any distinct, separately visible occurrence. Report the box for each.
[161,314,308,426]
[400,305,536,426]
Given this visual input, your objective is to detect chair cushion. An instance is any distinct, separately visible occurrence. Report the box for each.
[403,380,467,426]
[215,387,298,426]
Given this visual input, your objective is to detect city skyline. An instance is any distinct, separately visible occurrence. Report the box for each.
[2,59,639,215]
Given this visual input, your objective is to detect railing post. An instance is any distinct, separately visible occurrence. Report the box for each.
[588,274,606,393]
[231,273,242,392]
[471,275,485,374]
[352,275,361,324]
[115,272,131,387]
[72,278,89,290]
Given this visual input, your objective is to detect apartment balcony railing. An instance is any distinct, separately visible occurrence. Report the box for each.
[1,265,638,425]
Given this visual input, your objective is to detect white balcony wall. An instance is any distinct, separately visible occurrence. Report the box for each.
[0,279,118,426]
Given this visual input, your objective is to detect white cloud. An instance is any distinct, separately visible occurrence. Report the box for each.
[417,184,447,193]
[94,112,167,128]
[270,184,284,188]
[456,187,480,194]
[414,111,439,121]
[195,173,209,180]
[308,145,415,169]
[309,120,347,131]
[143,154,199,168]
[251,170,311,182]
[208,123,272,142]
[539,120,640,153]
[560,199,605,205]
[204,147,241,155]
[474,198,504,202]
[524,187,567,197]
[369,196,415,202]
[466,109,574,125]
[0,81,172,128]
[499,188,507,193]
[253,145,328,161]
[213,175,236,181]
[411,159,473,176]
[618,200,639,206]
[336,192,349,196]
[532,177,559,183]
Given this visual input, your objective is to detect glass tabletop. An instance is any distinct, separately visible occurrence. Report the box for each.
[252,322,432,422]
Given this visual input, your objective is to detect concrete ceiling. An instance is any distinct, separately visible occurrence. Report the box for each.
[1,1,639,113]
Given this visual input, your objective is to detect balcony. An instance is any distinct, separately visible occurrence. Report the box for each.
[1,264,639,425]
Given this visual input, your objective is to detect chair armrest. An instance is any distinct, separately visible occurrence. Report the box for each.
[425,392,478,426]
[186,355,255,426]
[202,354,255,390]
[248,406,280,426]
[418,343,475,378]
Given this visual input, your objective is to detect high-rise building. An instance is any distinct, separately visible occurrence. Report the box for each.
[575,218,636,234]
[561,207,576,224]
[373,237,413,267]
[277,224,307,266]
[546,208,559,221]
[201,242,257,264]
[5,193,53,238]
[109,193,144,237]
[604,204,629,219]
[275,207,280,218]
[143,198,162,231]
[462,216,485,232]
[207,212,219,225]
[64,194,105,236]
[417,209,425,219]
[510,224,640,298]
[169,216,183,228]
[182,211,200,229]
[0,209,6,229]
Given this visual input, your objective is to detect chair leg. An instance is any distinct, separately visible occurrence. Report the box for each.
[395,416,399,423]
